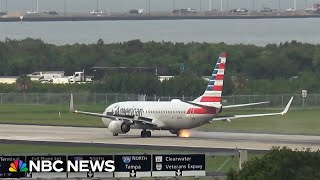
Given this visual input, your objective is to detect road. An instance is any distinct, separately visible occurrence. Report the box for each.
[0,124,319,152]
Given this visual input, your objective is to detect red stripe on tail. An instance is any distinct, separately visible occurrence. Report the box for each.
[200,96,221,102]
[219,63,225,69]
[186,107,216,114]
[216,74,224,80]
[213,85,223,91]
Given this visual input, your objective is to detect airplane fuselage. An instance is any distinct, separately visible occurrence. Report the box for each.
[101,99,220,130]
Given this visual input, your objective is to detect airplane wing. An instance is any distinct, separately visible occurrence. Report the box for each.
[69,94,157,127]
[210,97,293,122]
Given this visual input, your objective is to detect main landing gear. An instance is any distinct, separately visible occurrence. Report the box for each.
[169,129,179,137]
[141,130,151,138]
[113,133,118,136]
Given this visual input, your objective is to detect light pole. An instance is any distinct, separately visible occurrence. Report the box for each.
[36,0,39,12]
[200,0,202,11]
[209,0,211,11]
[148,0,150,15]
[226,0,229,11]
[227,0,229,10]
[220,0,223,11]
[5,0,8,13]
[96,0,99,11]
[252,0,255,10]
[306,0,308,9]
[173,0,175,10]
[278,0,281,12]
[64,0,67,15]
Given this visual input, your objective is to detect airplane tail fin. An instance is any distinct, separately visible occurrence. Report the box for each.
[193,52,226,104]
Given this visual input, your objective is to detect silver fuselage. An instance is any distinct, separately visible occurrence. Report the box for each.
[101,100,220,130]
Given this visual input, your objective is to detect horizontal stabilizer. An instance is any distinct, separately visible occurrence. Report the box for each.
[223,101,270,108]
[210,97,294,122]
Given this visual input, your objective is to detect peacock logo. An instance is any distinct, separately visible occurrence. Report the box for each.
[9,160,28,172]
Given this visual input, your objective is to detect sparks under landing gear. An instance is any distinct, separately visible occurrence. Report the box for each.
[141,130,151,137]
[113,133,118,136]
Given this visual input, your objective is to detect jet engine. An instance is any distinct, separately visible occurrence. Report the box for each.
[108,121,131,134]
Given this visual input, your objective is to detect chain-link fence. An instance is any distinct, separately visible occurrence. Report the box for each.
[0,93,318,107]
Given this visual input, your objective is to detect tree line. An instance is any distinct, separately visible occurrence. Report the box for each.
[0,38,320,95]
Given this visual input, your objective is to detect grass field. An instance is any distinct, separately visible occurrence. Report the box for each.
[0,104,104,127]
[0,104,319,135]
[0,143,170,154]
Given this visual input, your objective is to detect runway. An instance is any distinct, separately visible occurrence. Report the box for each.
[0,124,319,152]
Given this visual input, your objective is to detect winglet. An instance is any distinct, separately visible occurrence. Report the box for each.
[70,94,74,112]
[281,96,294,115]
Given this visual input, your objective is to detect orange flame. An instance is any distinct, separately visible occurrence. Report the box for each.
[178,129,191,138]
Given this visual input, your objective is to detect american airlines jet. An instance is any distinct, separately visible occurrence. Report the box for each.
[70,53,293,138]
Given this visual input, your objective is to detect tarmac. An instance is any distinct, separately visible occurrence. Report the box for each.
[0,124,319,152]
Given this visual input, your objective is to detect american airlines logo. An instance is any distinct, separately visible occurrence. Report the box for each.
[112,106,144,116]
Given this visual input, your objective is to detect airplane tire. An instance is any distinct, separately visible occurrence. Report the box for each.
[113,133,118,136]
[169,129,179,135]
[141,130,146,138]
[146,131,151,137]
[176,131,180,137]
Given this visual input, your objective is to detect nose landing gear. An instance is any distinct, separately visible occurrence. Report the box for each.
[141,130,151,137]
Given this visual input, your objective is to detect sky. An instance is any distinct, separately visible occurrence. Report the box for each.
[0,0,318,13]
